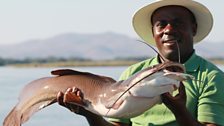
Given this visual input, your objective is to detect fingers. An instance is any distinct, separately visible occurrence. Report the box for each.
[74,88,84,100]
[178,82,186,99]
[163,82,185,98]
[161,82,187,110]
[56,87,94,117]
[57,87,85,114]
[63,88,73,109]
[64,87,84,104]
[57,91,66,107]
[161,92,172,105]
[57,88,75,107]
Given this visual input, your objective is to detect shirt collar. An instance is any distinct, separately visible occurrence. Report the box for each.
[153,51,200,73]
[151,56,160,66]
[183,52,200,73]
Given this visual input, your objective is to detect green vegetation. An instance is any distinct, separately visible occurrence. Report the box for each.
[10,60,141,67]
[0,57,144,67]
[0,57,223,67]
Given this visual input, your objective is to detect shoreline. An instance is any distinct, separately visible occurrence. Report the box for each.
[7,60,140,68]
[6,59,224,68]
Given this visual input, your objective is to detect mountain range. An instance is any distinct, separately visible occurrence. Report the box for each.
[0,32,223,60]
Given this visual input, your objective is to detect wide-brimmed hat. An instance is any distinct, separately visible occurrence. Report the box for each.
[132,0,213,45]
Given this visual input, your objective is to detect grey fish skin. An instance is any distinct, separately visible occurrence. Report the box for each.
[3,62,192,126]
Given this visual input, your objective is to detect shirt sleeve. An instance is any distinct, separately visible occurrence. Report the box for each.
[198,70,224,125]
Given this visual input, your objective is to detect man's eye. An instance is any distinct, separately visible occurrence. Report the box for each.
[156,21,167,28]
[173,20,184,27]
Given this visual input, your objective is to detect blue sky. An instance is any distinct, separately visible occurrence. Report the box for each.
[0,0,222,45]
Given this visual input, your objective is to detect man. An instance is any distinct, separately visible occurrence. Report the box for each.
[57,0,224,125]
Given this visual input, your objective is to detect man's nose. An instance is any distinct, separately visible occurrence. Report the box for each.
[164,23,176,34]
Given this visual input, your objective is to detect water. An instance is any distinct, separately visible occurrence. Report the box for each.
[1,65,224,126]
[0,66,127,126]
[217,64,224,70]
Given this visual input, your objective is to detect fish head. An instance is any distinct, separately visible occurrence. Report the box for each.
[127,61,193,97]
[128,61,186,85]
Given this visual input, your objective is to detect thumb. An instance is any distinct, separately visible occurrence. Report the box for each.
[176,82,186,99]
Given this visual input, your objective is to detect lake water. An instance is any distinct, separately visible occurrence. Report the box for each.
[1,65,224,126]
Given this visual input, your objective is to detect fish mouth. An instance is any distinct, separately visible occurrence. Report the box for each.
[128,62,186,87]
[163,70,195,81]
[162,62,194,81]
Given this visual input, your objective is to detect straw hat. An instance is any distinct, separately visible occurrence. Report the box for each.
[132,0,213,45]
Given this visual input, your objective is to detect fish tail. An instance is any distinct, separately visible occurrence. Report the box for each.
[3,99,56,126]
[3,107,21,126]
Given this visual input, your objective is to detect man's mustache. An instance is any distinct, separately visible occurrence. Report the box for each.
[162,35,181,43]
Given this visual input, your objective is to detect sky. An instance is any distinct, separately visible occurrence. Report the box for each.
[0,0,222,45]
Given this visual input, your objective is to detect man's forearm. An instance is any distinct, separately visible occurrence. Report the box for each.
[173,107,217,126]
[84,112,130,126]
[85,114,114,126]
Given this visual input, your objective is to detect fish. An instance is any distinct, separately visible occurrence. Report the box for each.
[3,61,193,126]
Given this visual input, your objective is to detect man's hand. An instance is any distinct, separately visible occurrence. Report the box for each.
[161,82,186,113]
[57,87,91,116]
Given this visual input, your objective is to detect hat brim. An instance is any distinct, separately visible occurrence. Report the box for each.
[132,0,213,45]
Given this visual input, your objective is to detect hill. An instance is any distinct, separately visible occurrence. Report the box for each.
[0,32,223,60]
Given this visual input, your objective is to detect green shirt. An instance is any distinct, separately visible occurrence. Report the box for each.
[109,52,224,126]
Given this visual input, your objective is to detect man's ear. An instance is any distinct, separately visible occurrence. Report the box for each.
[152,26,155,37]
[192,23,197,36]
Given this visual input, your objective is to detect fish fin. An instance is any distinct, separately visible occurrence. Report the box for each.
[98,75,116,83]
[3,99,56,126]
[3,106,21,126]
[51,69,82,76]
[51,69,116,83]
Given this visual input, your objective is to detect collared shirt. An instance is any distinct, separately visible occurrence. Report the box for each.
[110,52,224,126]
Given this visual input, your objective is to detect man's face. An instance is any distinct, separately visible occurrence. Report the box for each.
[151,6,197,63]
